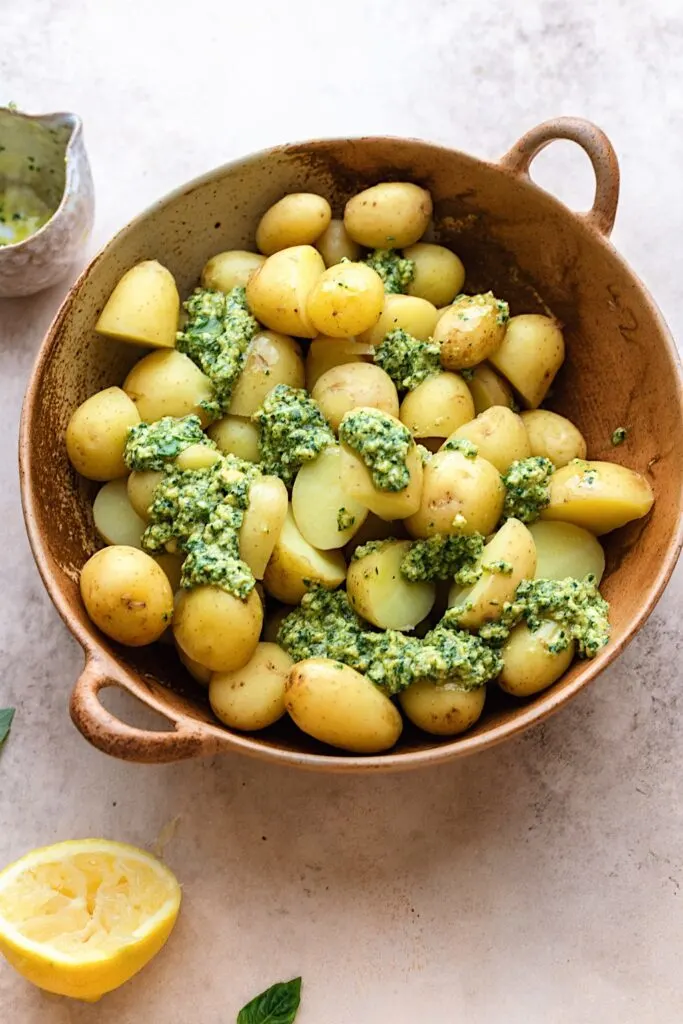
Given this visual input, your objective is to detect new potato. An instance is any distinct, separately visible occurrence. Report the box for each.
[207,415,260,463]
[490,314,565,408]
[93,479,146,548]
[95,260,180,350]
[435,292,508,369]
[292,445,368,549]
[521,409,587,467]
[347,539,435,630]
[357,293,439,346]
[256,193,332,255]
[229,331,304,417]
[344,182,432,249]
[173,585,263,672]
[312,362,399,432]
[174,444,221,472]
[200,249,265,292]
[307,261,385,338]
[127,470,163,521]
[80,546,173,646]
[246,245,324,337]
[285,658,403,753]
[340,427,424,521]
[399,372,474,440]
[66,387,140,481]
[529,521,605,584]
[305,337,374,390]
[466,362,514,414]
[315,218,361,266]
[263,507,346,603]
[404,243,466,307]
[399,679,486,736]
[499,620,576,697]
[541,460,654,534]
[239,475,289,579]
[123,350,214,426]
[210,642,292,730]
[445,405,531,473]
[405,449,504,538]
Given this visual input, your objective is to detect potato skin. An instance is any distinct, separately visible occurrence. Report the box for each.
[200,250,265,292]
[346,539,435,631]
[399,680,486,736]
[291,445,368,549]
[285,658,403,753]
[207,416,260,463]
[123,350,214,426]
[312,362,399,433]
[238,475,289,579]
[404,243,465,307]
[246,245,324,338]
[80,545,173,646]
[229,331,304,417]
[315,218,362,267]
[405,449,504,538]
[95,260,179,349]
[541,460,654,535]
[256,193,332,255]
[127,470,163,521]
[344,182,432,249]
[173,585,263,672]
[399,372,474,440]
[521,409,587,468]
[307,261,385,338]
[490,314,565,408]
[529,521,605,584]
[66,387,140,481]
[499,621,575,697]
[357,293,438,347]
[209,642,292,730]
[445,405,531,473]
[262,507,346,604]
[435,293,507,370]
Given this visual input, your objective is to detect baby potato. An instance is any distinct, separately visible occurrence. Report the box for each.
[315,218,362,266]
[467,362,514,414]
[174,444,222,471]
[404,243,466,307]
[95,260,179,349]
[246,245,324,338]
[490,314,565,408]
[344,182,432,249]
[123,349,215,426]
[307,261,384,338]
[292,445,368,549]
[305,337,374,390]
[174,585,263,672]
[200,250,265,293]
[229,330,304,417]
[66,386,140,481]
[399,372,474,440]
[521,409,587,467]
[177,642,212,687]
[340,434,424,521]
[541,460,654,535]
[347,539,435,631]
[312,362,399,432]
[256,193,332,255]
[127,470,163,520]
[529,521,606,584]
[210,642,292,730]
[207,415,260,462]
[263,507,346,604]
[357,293,439,346]
[93,479,146,548]
[80,545,173,646]
[448,518,537,629]
[405,449,504,538]
[239,475,288,579]
[499,620,576,697]
[399,679,486,736]
[285,658,403,754]
[445,406,531,473]
[435,292,508,370]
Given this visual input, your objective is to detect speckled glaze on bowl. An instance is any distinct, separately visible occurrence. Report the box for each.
[0,107,94,297]
[19,118,683,771]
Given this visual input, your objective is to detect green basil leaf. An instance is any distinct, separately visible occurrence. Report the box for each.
[0,708,15,747]
[237,977,302,1024]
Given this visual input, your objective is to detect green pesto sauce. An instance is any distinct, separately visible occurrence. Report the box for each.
[451,291,509,326]
[443,436,479,459]
[339,408,412,491]
[252,384,334,487]
[364,249,415,293]
[337,507,356,532]
[400,533,485,583]
[502,456,554,523]
[0,184,52,246]
[277,586,501,695]
[416,444,433,465]
[611,427,628,446]
[124,415,212,471]
[483,560,513,576]
[373,328,441,391]
[141,452,258,599]
[176,286,258,418]
[351,538,398,562]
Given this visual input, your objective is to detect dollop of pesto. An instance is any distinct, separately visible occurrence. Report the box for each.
[364,249,415,293]
[253,384,334,487]
[442,436,479,459]
[373,328,441,391]
[277,586,501,695]
[141,453,259,599]
[482,559,513,576]
[124,415,213,471]
[416,444,433,465]
[611,426,628,446]
[400,533,485,582]
[177,286,258,417]
[339,408,412,491]
[351,538,398,562]
[336,507,356,532]
[502,456,554,523]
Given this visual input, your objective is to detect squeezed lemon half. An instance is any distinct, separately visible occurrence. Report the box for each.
[0,839,181,1001]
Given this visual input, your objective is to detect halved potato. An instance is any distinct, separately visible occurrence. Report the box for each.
[93,479,146,548]
[399,372,474,440]
[347,538,435,630]
[200,249,265,292]
[467,362,514,414]
[95,260,179,349]
[444,406,531,473]
[229,331,304,417]
[262,507,346,603]
[246,245,324,337]
[529,521,605,584]
[405,449,504,538]
[239,475,289,579]
[292,445,368,549]
[207,415,260,463]
[541,460,654,535]
[340,436,424,521]
[499,620,575,697]
[123,349,214,426]
[490,314,565,408]
[312,362,399,433]
[305,337,375,390]
[521,409,587,468]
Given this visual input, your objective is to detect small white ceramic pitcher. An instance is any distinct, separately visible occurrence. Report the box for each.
[0,107,94,298]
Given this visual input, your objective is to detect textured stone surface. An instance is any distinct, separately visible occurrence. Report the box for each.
[0,1,681,1021]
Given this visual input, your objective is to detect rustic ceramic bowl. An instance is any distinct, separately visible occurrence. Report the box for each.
[20,118,683,771]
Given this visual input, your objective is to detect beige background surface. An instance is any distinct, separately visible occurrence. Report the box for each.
[1,1,682,1021]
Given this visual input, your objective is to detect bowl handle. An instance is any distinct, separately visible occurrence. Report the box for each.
[70,656,218,763]
[499,117,620,237]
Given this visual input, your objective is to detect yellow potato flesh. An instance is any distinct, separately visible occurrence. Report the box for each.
[312,362,399,433]
[499,620,575,697]
[529,521,605,584]
[445,405,531,473]
[347,539,435,631]
[399,372,474,439]
[405,449,504,538]
[93,479,146,548]
[95,260,179,349]
[541,460,654,535]
[80,546,173,646]
[340,439,424,521]
[307,261,385,338]
[315,218,361,267]
[305,337,374,390]
[200,250,265,292]
[123,350,214,426]
[256,193,332,255]
[173,444,221,472]
[229,331,304,417]
[245,245,324,338]
[399,679,486,736]
[127,470,163,521]
[207,415,260,463]
[262,507,346,604]
[343,182,432,248]
[467,362,514,414]
[404,243,465,307]
[357,293,438,346]
[291,445,368,549]
[66,387,140,481]
[173,586,263,672]
[238,475,288,579]
[209,642,292,731]
[285,658,403,753]
[490,314,565,409]
[521,409,587,467]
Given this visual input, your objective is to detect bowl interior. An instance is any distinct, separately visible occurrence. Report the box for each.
[22,136,683,765]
